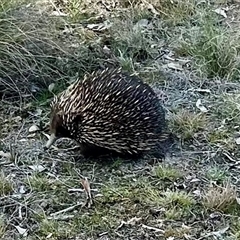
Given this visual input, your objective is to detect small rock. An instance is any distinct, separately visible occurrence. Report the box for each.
[19,185,26,194]
[0,151,12,159]
[29,125,40,133]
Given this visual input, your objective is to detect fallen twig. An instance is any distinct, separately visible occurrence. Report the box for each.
[141,224,165,233]
[50,204,82,217]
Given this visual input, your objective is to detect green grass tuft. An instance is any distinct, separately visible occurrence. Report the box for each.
[162,190,196,208]
[206,166,228,183]
[154,164,183,181]
[214,93,240,126]
[0,172,13,196]
[0,0,26,13]
[146,189,196,220]
[153,0,196,25]
[164,225,191,238]
[27,174,64,192]
[202,182,238,213]
[37,217,75,239]
[178,19,240,79]
[170,110,207,141]
[231,219,240,239]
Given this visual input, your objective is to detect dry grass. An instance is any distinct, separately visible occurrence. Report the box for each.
[0,215,6,239]
[177,21,240,80]
[170,110,207,141]
[203,182,237,212]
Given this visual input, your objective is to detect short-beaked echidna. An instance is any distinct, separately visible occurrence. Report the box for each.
[45,68,170,158]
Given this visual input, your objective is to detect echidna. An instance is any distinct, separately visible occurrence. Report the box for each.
[45,68,170,158]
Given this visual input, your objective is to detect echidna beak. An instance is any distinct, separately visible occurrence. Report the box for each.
[45,133,57,149]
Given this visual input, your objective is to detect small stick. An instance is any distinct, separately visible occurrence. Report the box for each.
[50,204,82,217]
[142,224,165,233]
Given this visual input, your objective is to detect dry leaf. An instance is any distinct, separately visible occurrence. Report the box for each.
[146,3,159,15]
[15,226,28,236]
[235,137,240,145]
[209,212,221,219]
[12,116,22,123]
[196,99,208,113]
[46,233,53,239]
[127,217,142,226]
[166,62,184,71]
[51,11,68,16]
[81,177,93,207]
[236,197,240,205]
[193,189,201,197]
[103,45,111,55]
[29,165,45,172]
[28,125,40,133]
[195,88,211,94]
[27,133,37,138]
[48,83,55,92]
[19,185,26,194]
[35,109,43,116]
[211,225,229,237]
[190,178,201,183]
[214,8,227,18]
[86,22,110,32]
[0,151,12,159]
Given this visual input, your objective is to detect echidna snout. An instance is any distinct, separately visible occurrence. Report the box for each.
[45,133,57,149]
[45,110,71,149]
[45,68,169,158]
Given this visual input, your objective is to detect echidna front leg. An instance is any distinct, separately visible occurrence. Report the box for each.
[79,142,116,158]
